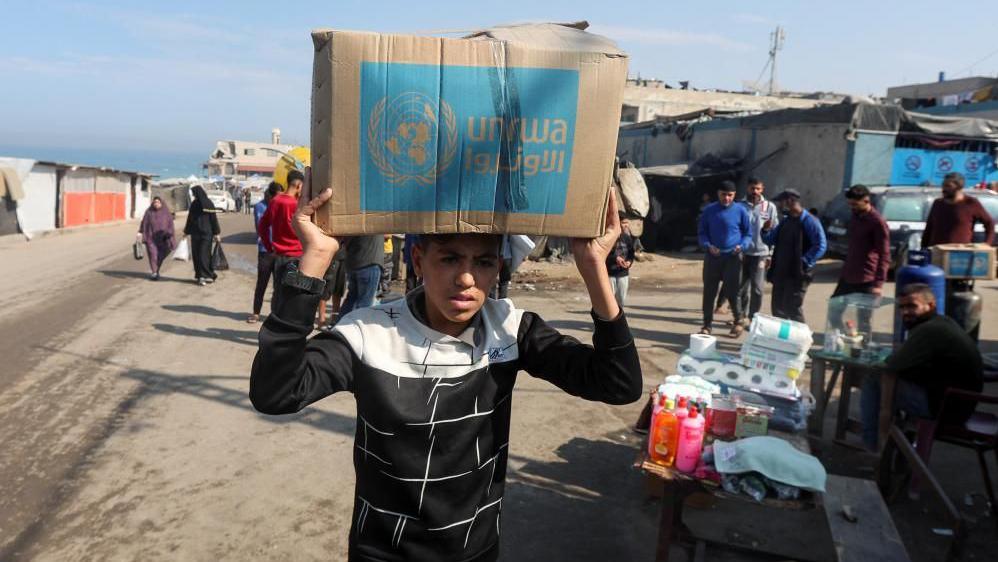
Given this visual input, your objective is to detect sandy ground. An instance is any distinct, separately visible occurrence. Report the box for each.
[0,215,995,561]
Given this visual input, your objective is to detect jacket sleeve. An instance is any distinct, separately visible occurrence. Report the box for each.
[517,311,643,405]
[697,209,710,249]
[762,221,779,246]
[975,199,995,245]
[249,284,357,414]
[739,206,752,250]
[922,201,938,247]
[801,215,827,269]
[873,217,891,287]
[257,204,274,252]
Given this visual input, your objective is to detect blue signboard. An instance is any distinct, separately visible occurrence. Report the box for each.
[890,148,998,185]
[359,62,579,214]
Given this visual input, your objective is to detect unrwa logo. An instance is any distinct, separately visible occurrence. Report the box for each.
[368,92,458,186]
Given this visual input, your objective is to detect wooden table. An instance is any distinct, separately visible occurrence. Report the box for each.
[637,431,910,561]
[637,431,837,562]
[807,350,897,449]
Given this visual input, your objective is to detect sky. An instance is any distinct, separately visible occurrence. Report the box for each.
[1,0,996,154]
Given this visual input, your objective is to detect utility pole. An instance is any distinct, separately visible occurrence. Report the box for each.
[768,26,785,96]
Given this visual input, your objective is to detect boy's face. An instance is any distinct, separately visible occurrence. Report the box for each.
[413,235,501,334]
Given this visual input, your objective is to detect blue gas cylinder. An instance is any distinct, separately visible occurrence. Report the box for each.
[894,250,946,342]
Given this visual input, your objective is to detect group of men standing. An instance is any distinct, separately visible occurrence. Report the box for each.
[697,177,829,336]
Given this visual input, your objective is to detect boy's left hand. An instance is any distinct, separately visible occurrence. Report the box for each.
[570,190,621,272]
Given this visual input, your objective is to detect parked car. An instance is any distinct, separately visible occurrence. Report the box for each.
[821,186,998,270]
[205,189,237,212]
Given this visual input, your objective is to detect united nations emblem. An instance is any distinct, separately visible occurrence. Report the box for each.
[368,92,458,186]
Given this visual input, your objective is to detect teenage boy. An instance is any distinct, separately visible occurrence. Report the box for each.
[257,170,305,313]
[250,184,642,562]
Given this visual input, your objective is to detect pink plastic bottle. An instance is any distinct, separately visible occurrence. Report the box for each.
[675,407,705,473]
[674,397,689,424]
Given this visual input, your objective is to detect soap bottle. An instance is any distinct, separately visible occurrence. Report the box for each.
[675,407,705,473]
[649,398,679,467]
[674,396,689,424]
[647,394,667,459]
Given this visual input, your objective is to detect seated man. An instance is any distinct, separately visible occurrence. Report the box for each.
[250,183,643,561]
[861,283,983,450]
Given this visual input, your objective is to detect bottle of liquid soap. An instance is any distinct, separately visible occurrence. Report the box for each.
[674,397,690,424]
[647,394,667,459]
[649,398,679,467]
[675,407,705,473]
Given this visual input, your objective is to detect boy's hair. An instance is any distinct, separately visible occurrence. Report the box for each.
[266,182,281,197]
[415,233,502,255]
[719,180,737,193]
[845,184,870,200]
[286,169,305,187]
[747,176,762,186]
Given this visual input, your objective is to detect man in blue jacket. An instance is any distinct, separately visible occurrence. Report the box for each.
[763,189,827,323]
[697,181,752,337]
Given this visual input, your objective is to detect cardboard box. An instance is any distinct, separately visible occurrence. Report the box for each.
[310,22,628,236]
[930,243,996,280]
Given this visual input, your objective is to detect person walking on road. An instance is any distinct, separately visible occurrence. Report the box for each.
[697,180,751,337]
[763,189,826,323]
[738,177,777,323]
[340,235,384,317]
[833,185,890,299]
[184,185,221,286]
[248,182,281,323]
[258,170,305,313]
[923,172,995,247]
[606,219,636,308]
[137,196,176,281]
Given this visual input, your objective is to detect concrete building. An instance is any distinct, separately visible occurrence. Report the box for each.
[618,103,998,250]
[0,156,153,237]
[620,78,829,124]
[203,128,293,179]
[887,75,998,120]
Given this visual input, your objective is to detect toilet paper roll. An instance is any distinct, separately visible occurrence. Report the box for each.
[719,364,747,385]
[676,354,701,376]
[698,360,725,382]
[689,334,717,358]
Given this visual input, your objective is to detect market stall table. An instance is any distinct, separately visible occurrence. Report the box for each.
[636,429,909,561]
[807,350,896,449]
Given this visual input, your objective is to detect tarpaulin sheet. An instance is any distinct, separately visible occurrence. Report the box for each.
[739,102,998,140]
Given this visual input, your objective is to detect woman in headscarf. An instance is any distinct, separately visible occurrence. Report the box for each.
[183,185,221,286]
[137,196,176,280]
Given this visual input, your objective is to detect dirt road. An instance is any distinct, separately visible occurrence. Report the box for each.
[1,216,995,561]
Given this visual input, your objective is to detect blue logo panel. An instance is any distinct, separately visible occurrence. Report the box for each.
[890,147,998,185]
[359,62,579,214]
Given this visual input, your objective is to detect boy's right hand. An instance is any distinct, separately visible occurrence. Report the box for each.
[293,167,343,278]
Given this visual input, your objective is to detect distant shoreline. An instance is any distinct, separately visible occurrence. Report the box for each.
[0,144,203,178]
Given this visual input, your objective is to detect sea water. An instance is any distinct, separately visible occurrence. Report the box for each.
[0,144,203,178]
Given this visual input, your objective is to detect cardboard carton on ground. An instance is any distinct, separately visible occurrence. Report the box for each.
[930,243,996,280]
[310,22,628,237]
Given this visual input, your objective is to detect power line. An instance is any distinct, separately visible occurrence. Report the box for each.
[953,46,998,77]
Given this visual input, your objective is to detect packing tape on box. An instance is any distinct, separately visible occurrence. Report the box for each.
[689,333,717,358]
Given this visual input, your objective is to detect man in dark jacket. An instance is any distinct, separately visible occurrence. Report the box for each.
[834,184,890,298]
[923,172,995,247]
[763,189,827,323]
[860,283,983,450]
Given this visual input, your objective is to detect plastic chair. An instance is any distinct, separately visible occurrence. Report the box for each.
[912,388,998,524]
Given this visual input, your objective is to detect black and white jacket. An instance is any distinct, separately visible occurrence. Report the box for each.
[250,284,642,561]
